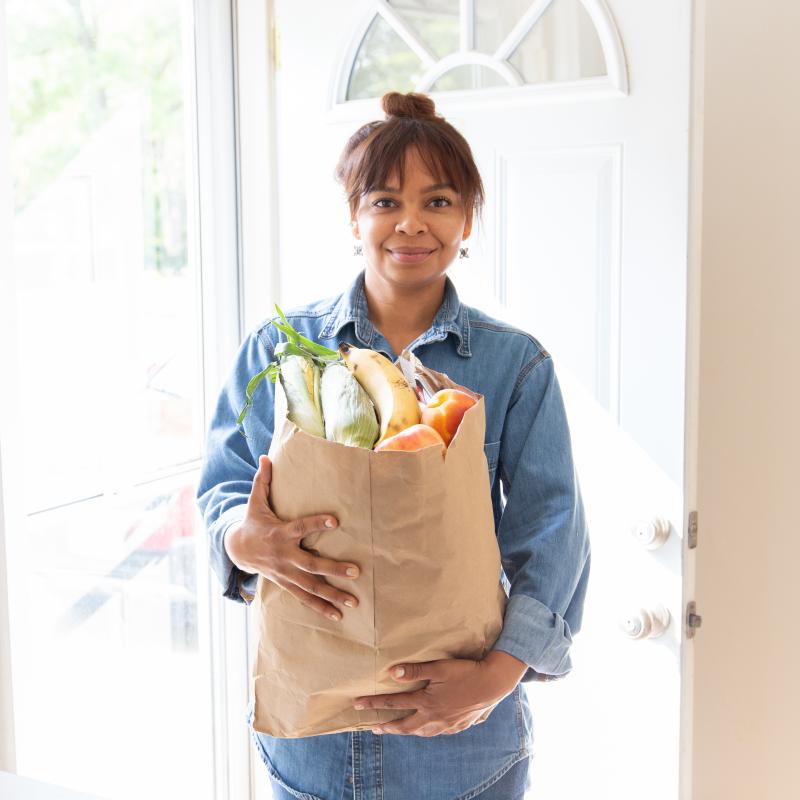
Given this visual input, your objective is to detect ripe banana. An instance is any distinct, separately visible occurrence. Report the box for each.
[338,342,421,447]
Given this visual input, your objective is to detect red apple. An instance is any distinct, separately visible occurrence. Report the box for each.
[374,423,446,454]
[420,389,477,447]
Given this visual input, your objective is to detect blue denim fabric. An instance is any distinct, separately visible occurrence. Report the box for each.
[264,747,529,800]
[197,268,590,798]
[248,698,531,800]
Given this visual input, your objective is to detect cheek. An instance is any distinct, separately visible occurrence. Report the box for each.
[361,217,391,247]
[440,221,465,246]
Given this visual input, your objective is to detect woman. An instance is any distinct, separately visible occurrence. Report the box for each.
[196,91,591,800]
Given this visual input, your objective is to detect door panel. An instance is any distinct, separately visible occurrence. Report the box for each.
[270,1,690,796]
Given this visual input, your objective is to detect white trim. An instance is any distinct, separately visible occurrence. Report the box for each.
[581,0,629,94]
[235,0,280,334]
[325,74,626,124]
[680,0,706,795]
[231,3,279,792]
[460,0,474,52]
[193,1,253,798]
[417,51,523,91]
[0,0,18,773]
[375,0,437,67]
[493,0,554,61]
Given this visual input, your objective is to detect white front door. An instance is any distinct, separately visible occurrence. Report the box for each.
[267,1,691,797]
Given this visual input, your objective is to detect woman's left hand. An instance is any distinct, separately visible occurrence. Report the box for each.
[352,657,514,737]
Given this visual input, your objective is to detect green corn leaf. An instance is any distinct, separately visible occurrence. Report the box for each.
[297,335,340,360]
[236,363,276,426]
[274,341,309,359]
[272,304,340,360]
[270,319,300,343]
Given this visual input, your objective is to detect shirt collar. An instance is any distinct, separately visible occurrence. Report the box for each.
[319,268,472,357]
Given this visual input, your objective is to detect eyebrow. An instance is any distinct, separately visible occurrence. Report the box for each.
[369,182,456,193]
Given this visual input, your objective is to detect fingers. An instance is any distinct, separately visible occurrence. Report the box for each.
[286,514,338,539]
[353,692,423,711]
[293,552,360,581]
[370,712,423,736]
[272,573,346,622]
[284,566,359,613]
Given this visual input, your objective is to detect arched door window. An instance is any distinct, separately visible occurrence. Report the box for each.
[342,0,628,102]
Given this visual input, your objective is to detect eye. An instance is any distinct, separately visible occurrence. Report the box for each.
[372,197,397,208]
[429,196,453,208]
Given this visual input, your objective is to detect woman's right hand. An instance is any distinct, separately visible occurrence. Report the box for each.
[224,454,360,621]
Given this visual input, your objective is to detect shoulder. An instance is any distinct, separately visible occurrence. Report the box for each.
[465,303,551,376]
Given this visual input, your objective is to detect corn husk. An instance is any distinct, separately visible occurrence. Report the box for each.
[320,363,379,449]
[279,355,325,438]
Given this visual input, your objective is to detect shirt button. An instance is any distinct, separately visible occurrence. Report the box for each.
[346,775,353,784]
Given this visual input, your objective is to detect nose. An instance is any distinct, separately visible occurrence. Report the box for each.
[395,208,427,235]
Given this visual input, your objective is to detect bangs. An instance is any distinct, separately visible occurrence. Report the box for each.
[341,119,482,217]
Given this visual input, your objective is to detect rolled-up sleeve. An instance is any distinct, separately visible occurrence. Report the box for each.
[490,352,591,682]
[195,325,276,604]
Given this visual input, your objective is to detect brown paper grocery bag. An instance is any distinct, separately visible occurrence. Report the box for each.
[250,351,507,738]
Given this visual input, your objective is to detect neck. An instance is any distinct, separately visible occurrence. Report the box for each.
[363,269,447,339]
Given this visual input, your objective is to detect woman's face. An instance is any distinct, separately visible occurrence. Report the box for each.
[351,146,473,290]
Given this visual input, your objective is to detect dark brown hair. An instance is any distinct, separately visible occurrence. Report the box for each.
[334,91,485,223]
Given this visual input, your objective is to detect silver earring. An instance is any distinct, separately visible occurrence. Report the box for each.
[353,244,363,256]
[459,247,469,259]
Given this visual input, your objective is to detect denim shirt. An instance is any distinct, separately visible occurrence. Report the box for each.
[196,268,591,799]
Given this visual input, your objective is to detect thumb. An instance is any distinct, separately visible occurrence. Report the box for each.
[256,454,271,484]
[250,455,274,512]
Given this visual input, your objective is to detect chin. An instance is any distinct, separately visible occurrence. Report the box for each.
[377,262,447,284]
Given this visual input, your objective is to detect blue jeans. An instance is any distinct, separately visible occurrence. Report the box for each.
[267,754,530,800]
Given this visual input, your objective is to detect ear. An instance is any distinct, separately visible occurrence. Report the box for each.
[462,210,473,241]
[351,218,361,240]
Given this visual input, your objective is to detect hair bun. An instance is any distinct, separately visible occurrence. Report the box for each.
[381,91,437,121]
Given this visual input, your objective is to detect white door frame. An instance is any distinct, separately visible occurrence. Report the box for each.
[230,0,280,795]
[679,1,705,794]
[0,0,19,773]
[194,1,255,798]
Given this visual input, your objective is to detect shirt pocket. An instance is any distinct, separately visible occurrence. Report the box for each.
[483,440,501,485]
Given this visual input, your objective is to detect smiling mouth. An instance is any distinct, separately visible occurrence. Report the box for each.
[387,247,436,263]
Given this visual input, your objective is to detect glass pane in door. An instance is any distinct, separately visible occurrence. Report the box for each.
[4,1,214,797]
[475,0,607,83]
[507,0,607,83]
[387,0,460,59]
[347,14,424,100]
[7,0,204,513]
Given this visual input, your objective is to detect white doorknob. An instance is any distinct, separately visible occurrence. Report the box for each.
[619,604,671,639]
[630,517,671,549]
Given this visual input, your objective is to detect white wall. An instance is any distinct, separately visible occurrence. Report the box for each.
[689,0,800,796]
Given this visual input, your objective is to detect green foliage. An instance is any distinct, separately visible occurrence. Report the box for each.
[7,0,187,272]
